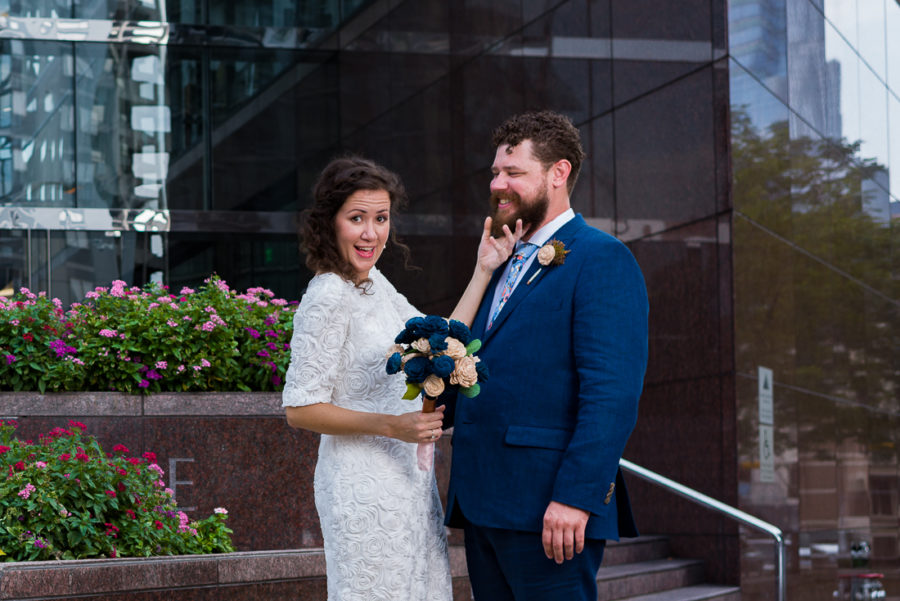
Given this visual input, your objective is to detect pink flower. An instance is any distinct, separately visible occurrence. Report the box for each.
[167,319,178,327]
[34,461,47,469]
[180,287,195,294]
[200,358,211,367]
[99,329,117,338]
[155,361,167,370]
[213,507,228,515]
[18,483,36,499]
[201,321,216,332]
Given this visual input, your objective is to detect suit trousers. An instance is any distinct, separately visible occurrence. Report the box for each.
[463,515,605,601]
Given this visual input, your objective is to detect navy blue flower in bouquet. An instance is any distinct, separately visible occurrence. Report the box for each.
[386,316,487,401]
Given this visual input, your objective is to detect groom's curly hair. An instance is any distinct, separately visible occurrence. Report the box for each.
[492,110,585,194]
[300,155,411,291]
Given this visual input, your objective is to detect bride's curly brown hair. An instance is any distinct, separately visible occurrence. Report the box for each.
[300,155,412,290]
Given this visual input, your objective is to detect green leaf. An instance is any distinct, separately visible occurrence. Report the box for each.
[465,339,482,355]
[402,382,422,400]
[459,383,481,398]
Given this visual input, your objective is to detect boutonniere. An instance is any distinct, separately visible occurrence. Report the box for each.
[526,239,569,285]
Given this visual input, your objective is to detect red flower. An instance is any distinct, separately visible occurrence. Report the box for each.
[125,509,137,520]
[142,452,157,463]
[154,520,163,530]
[112,444,130,454]
[14,461,25,471]
[127,457,141,465]
[22,333,33,342]
[0,446,10,454]
[75,453,90,462]
[117,482,126,491]
[59,453,71,461]
[68,421,87,431]
[105,490,116,498]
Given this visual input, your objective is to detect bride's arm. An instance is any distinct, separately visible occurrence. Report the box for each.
[448,217,523,326]
[285,403,446,443]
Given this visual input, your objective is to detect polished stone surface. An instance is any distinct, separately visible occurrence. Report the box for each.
[0,548,471,600]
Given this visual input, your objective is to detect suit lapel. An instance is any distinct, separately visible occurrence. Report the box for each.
[482,215,587,340]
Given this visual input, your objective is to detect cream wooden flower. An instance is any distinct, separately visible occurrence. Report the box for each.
[450,355,479,388]
[411,338,431,354]
[423,374,445,397]
[443,338,467,359]
[537,244,556,266]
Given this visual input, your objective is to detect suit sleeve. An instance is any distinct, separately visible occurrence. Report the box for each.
[551,238,648,515]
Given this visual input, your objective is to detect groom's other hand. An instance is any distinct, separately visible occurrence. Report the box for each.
[542,501,590,564]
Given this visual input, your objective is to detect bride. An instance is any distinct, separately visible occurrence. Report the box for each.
[282,156,522,600]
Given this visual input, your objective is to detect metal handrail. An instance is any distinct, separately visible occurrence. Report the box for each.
[619,458,785,601]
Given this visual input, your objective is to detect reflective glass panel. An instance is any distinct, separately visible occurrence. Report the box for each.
[74,43,203,210]
[823,0,858,49]
[857,0,886,81]
[167,233,305,301]
[728,0,788,103]
[0,0,72,18]
[0,230,28,297]
[208,49,336,212]
[887,0,900,94]
[824,20,860,144]
[0,40,76,207]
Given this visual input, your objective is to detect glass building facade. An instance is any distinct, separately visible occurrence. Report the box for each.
[0,1,897,599]
[729,0,899,599]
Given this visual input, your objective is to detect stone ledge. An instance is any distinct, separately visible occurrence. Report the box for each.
[0,546,469,600]
[0,549,323,599]
[0,392,283,418]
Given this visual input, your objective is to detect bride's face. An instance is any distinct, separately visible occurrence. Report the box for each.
[333,188,391,281]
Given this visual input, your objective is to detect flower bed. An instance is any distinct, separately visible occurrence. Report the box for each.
[0,419,233,562]
[0,276,296,394]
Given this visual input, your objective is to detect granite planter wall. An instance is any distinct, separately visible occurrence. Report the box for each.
[0,392,470,599]
[0,547,470,600]
[0,392,456,551]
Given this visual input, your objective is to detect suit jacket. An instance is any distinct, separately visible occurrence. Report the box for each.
[445,214,648,540]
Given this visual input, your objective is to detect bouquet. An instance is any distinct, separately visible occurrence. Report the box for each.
[386,316,488,469]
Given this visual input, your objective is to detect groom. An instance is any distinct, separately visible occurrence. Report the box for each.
[445,110,649,600]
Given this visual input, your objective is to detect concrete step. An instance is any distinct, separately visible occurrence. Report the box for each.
[621,584,741,601]
[604,536,671,566]
[597,558,706,601]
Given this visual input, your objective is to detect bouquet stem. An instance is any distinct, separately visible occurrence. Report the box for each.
[416,395,438,471]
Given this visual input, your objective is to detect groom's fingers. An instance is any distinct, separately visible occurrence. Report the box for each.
[482,216,492,241]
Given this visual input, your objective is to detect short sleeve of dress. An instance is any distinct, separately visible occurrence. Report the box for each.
[281,274,352,407]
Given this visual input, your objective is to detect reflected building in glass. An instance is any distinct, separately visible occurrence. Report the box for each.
[0,1,897,599]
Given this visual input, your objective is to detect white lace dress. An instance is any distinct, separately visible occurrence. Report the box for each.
[282,268,452,601]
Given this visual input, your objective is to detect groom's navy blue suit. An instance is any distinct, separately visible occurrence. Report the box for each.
[445,214,648,599]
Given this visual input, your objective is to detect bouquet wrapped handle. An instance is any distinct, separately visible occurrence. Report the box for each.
[416,395,437,471]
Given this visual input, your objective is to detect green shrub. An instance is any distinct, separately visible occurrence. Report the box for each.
[0,419,234,561]
[0,276,296,394]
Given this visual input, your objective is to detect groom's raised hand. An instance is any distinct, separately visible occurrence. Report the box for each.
[542,501,590,564]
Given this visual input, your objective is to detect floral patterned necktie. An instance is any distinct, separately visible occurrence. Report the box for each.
[488,242,537,329]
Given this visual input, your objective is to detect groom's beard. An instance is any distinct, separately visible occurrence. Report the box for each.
[489,187,549,238]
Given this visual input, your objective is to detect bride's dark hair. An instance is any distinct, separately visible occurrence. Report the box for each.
[300,155,411,290]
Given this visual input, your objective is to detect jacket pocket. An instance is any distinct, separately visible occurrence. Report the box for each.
[504,425,572,450]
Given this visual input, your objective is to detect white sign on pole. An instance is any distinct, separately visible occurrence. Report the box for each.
[758,366,773,425]
[759,424,775,483]
[758,366,775,482]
